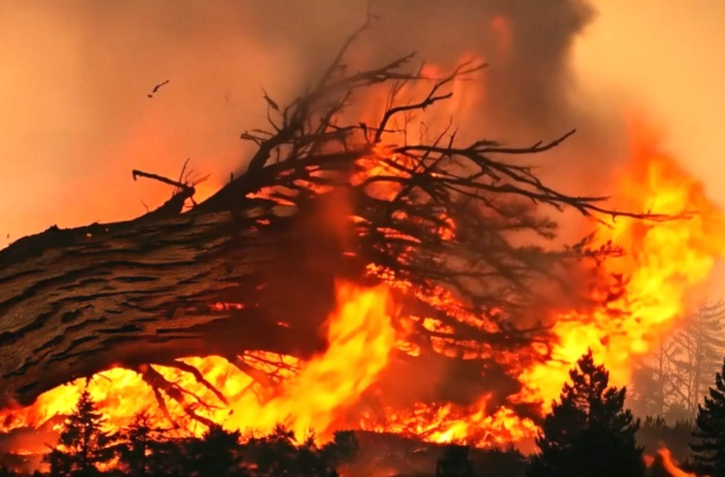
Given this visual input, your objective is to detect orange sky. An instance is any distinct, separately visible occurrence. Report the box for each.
[1,0,724,255]
[572,0,725,204]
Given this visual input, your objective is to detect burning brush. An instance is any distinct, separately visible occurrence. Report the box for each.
[0,11,723,471]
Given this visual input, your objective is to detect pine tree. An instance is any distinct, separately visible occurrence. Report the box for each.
[528,350,645,477]
[690,357,725,477]
[245,424,353,476]
[113,412,166,477]
[184,423,247,477]
[44,387,112,477]
[246,424,300,476]
[436,444,474,477]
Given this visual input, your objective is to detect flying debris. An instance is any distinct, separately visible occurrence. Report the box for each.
[147,79,170,98]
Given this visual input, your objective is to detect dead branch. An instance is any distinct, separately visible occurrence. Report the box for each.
[0,18,681,415]
[138,365,217,428]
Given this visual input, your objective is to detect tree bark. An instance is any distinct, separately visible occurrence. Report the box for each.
[0,198,351,407]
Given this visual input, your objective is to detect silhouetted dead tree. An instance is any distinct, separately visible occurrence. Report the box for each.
[0,19,667,413]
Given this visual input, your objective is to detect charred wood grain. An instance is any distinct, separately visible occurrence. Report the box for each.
[0,202,344,406]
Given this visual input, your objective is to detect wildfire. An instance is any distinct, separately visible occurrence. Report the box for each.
[516,120,725,409]
[0,281,397,444]
[2,56,725,463]
[360,397,538,448]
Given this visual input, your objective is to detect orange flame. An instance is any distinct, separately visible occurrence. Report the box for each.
[0,281,397,443]
[361,397,538,448]
[516,120,725,409]
[646,447,702,477]
[3,57,725,459]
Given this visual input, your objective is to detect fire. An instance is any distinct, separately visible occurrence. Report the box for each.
[516,120,725,409]
[0,281,397,444]
[224,281,397,437]
[646,447,701,477]
[2,53,725,462]
[361,397,538,448]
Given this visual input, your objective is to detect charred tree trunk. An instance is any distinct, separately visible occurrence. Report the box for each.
[0,197,361,405]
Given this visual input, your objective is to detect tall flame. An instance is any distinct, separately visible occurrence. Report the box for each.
[225,281,397,437]
[516,119,725,409]
[0,281,396,444]
[2,57,725,459]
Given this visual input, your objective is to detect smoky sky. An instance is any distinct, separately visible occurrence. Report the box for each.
[0,0,624,247]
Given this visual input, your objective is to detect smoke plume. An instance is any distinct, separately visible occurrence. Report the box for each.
[0,0,626,246]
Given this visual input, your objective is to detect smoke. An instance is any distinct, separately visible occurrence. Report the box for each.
[0,0,623,420]
[5,0,723,446]
[0,0,622,245]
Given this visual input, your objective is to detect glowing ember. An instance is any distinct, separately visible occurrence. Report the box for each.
[360,397,538,448]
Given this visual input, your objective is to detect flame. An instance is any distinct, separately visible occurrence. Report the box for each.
[647,447,702,477]
[361,397,537,448]
[224,281,397,437]
[0,281,396,443]
[516,119,725,409]
[3,56,725,461]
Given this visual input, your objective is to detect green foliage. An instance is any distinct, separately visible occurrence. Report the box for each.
[528,350,645,477]
[690,357,725,477]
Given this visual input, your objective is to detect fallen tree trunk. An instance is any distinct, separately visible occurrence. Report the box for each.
[0,199,356,405]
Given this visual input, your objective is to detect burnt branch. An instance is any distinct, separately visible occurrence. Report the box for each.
[0,20,680,413]
[138,364,218,428]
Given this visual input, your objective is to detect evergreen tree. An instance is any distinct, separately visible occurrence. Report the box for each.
[113,412,166,477]
[246,425,303,476]
[184,423,247,477]
[44,387,113,477]
[528,350,645,477]
[690,357,725,477]
[436,444,474,477]
[245,424,354,476]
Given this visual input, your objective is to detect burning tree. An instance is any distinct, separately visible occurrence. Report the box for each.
[0,17,673,440]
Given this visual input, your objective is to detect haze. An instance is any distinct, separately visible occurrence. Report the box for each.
[1,0,724,252]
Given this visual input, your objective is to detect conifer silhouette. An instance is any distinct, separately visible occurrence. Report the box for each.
[528,350,645,477]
